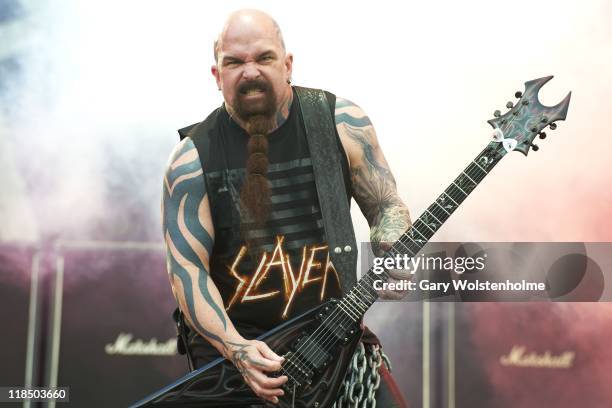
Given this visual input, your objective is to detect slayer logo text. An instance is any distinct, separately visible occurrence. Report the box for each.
[226,236,340,318]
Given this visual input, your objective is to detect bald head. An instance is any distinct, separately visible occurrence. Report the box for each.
[214,9,286,63]
[211,9,293,127]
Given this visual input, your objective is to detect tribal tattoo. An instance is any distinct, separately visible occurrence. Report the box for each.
[162,138,228,346]
[335,98,411,255]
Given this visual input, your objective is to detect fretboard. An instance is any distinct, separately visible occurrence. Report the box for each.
[337,143,505,319]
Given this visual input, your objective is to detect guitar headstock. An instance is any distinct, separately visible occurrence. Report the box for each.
[487,76,571,156]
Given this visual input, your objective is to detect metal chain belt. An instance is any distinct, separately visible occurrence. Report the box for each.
[332,343,392,408]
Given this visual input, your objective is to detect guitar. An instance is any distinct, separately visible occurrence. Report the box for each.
[131,76,571,408]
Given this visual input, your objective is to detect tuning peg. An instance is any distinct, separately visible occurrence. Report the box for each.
[494,110,501,117]
[527,142,539,151]
[538,132,547,139]
[506,101,514,109]
[515,91,523,98]
[549,123,557,130]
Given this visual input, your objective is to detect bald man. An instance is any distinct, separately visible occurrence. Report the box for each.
[162,9,410,407]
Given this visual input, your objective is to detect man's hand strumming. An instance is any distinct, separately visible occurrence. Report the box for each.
[223,338,288,404]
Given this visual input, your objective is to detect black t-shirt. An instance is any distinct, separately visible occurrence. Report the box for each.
[187,89,354,365]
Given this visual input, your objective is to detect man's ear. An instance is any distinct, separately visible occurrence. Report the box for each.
[211,64,221,90]
[284,53,293,83]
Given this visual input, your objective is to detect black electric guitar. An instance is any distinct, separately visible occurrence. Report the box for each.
[130,76,571,408]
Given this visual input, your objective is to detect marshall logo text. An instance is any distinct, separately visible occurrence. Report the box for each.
[105,333,177,356]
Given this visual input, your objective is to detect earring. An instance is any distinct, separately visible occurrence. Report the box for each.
[287,78,291,84]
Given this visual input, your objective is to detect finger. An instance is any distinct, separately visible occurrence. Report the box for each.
[387,276,409,291]
[379,241,393,252]
[248,352,282,372]
[257,372,288,388]
[263,395,280,404]
[256,341,284,362]
[249,370,285,398]
[249,369,287,390]
[388,268,413,280]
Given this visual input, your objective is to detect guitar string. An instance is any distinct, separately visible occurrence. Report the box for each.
[297,105,529,368]
[282,147,498,376]
[283,141,509,377]
[281,162,485,380]
[283,149,498,378]
[302,150,495,367]
[282,104,526,380]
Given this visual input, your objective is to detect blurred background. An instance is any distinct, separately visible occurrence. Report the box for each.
[1,0,611,406]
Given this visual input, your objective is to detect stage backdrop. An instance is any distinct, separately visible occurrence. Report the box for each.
[1,0,611,407]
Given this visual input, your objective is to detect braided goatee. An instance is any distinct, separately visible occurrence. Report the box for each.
[240,115,274,228]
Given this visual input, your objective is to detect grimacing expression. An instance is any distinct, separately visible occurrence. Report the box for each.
[212,35,292,122]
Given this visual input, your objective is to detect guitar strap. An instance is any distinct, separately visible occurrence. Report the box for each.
[293,86,358,294]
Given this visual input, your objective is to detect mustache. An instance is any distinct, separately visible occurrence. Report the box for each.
[237,79,271,95]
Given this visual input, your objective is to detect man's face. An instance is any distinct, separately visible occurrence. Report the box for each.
[212,22,292,123]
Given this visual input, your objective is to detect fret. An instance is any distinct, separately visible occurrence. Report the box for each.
[425,209,443,225]
[400,233,422,251]
[394,241,417,258]
[406,225,427,244]
[358,278,379,308]
[443,191,459,206]
[416,219,435,234]
[461,170,477,186]
[337,301,358,321]
[456,174,475,193]
[411,223,430,241]
[472,159,487,175]
[422,211,439,231]
[361,273,384,299]
[436,194,455,213]
[466,163,486,183]
[400,237,419,254]
[356,279,374,299]
[451,181,468,198]
[346,293,367,313]
[427,202,449,221]
[433,200,451,216]
[353,284,375,304]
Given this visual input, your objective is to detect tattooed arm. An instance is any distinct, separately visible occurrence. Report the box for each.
[335,98,412,299]
[162,137,287,403]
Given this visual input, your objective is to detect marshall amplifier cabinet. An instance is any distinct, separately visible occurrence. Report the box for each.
[50,241,186,407]
[0,244,37,389]
[452,303,612,407]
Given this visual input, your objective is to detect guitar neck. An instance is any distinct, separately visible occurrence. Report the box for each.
[340,142,505,316]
